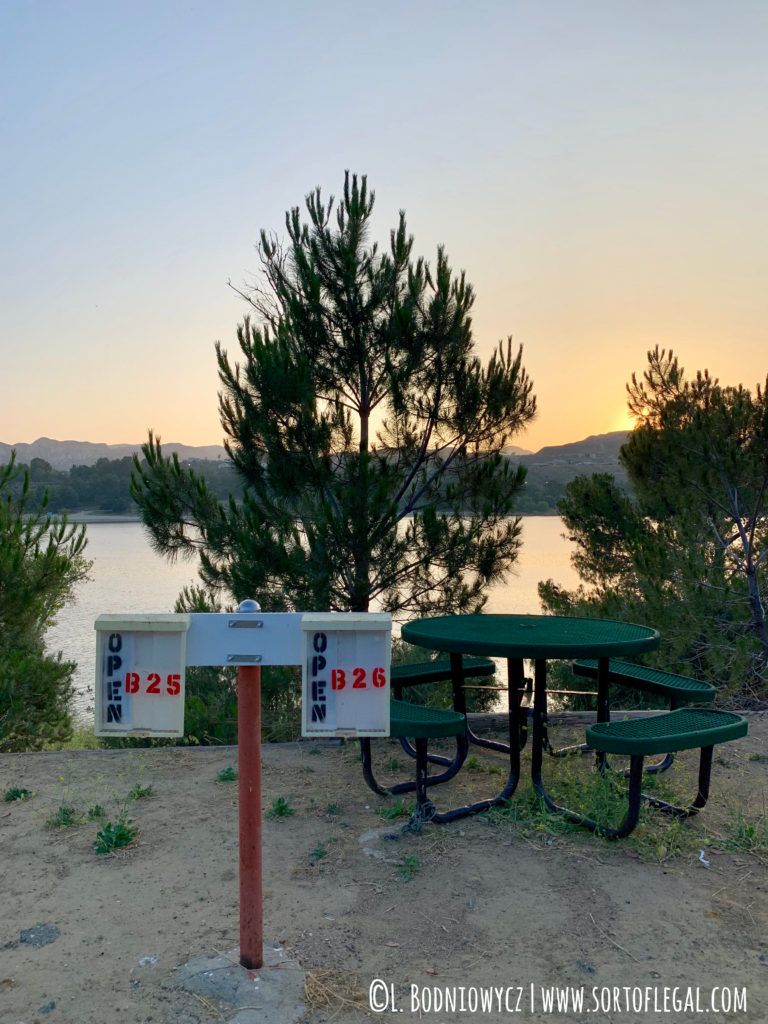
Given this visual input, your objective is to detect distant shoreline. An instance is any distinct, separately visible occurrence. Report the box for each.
[65,511,557,524]
[67,513,142,524]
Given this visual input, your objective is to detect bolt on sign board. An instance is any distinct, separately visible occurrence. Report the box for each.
[94,614,190,737]
[301,613,391,738]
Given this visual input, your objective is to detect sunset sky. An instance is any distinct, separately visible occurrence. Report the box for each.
[2,1,766,454]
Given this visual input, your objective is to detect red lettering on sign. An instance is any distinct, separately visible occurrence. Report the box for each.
[125,672,140,694]
[166,673,181,695]
[372,666,386,688]
[352,667,366,688]
[331,668,346,691]
[146,673,161,694]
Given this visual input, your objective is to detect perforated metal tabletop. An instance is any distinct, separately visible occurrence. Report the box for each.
[402,614,660,660]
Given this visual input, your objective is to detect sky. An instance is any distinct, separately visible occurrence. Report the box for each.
[1,0,766,454]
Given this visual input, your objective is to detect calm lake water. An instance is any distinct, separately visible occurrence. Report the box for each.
[49,517,580,720]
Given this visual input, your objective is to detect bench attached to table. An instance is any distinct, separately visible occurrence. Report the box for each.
[554,660,718,773]
[360,697,520,826]
[572,659,717,707]
[533,707,748,839]
[390,658,496,766]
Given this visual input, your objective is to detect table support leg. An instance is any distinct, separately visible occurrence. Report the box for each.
[406,657,522,826]
[596,657,610,773]
[360,735,468,797]
[530,658,547,785]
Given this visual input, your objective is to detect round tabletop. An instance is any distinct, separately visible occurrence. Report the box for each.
[401,614,660,660]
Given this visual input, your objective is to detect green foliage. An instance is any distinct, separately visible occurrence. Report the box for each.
[540,349,768,701]
[0,454,91,752]
[131,172,535,619]
[377,797,413,820]
[722,810,768,854]
[396,855,421,881]
[4,786,32,801]
[46,805,78,828]
[88,804,106,820]
[128,783,152,800]
[7,455,244,516]
[216,765,238,782]
[266,796,295,818]
[464,754,503,775]
[93,815,137,854]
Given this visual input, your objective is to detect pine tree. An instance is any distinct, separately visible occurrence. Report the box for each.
[540,348,768,700]
[132,172,536,617]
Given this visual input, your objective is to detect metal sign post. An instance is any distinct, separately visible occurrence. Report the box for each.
[237,663,263,969]
[234,600,264,970]
[94,603,391,972]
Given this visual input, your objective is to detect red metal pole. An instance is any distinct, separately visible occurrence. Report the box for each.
[237,663,263,969]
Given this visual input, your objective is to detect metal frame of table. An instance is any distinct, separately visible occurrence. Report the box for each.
[400,614,660,819]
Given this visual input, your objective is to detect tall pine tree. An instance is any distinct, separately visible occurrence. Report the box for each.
[132,173,536,616]
[540,348,768,700]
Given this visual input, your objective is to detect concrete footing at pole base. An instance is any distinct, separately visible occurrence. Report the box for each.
[170,944,306,1023]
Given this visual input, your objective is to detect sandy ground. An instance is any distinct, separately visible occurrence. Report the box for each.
[2,715,768,1024]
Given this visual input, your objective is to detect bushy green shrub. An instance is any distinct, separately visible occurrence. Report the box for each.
[0,644,76,752]
[0,453,90,752]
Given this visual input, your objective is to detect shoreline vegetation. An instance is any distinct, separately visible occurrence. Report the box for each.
[8,431,630,520]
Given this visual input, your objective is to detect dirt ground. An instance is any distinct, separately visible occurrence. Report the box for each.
[2,714,768,1024]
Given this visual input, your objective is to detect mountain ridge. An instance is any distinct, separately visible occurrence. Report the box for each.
[0,437,227,470]
[0,431,630,471]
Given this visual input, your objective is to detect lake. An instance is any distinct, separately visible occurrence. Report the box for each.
[48,517,580,720]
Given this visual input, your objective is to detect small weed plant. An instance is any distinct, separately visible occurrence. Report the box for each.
[266,797,295,819]
[88,804,106,820]
[723,810,768,855]
[377,798,413,821]
[397,855,421,881]
[128,782,153,800]
[4,786,32,802]
[46,805,79,828]
[464,755,503,776]
[217,766,238,782]
[94,815,138,855]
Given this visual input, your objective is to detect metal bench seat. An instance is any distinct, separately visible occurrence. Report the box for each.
[556,660,718,774]
[388,698,467,739]
[535,708,748,839]
[391,657,496,766]
[573,659,717,705]
[360,697,519,827]
[586,707,746,756]
[390,657,495,692]
[360,699,469,800]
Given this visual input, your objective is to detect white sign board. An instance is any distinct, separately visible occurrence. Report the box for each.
[94,609,391,739]
[183,612,304,666]
[94,615,190,737]
[301,613,391,738]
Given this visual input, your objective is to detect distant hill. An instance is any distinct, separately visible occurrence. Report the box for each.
[1,432,628,470]
[1,433,631,515]
[518,430,629,467]
[510,431,630,512]
[0,437,227,470]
